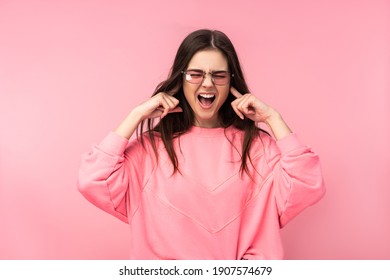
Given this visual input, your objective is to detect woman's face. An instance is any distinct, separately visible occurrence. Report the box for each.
[183,49,230,128]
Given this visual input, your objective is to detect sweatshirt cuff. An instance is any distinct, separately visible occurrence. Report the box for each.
[97,131,129,156]
[276,133,304,155]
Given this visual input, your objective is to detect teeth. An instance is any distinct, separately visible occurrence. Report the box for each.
[199,94,215,98]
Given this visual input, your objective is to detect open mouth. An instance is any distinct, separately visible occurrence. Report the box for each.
[197,93,216,107]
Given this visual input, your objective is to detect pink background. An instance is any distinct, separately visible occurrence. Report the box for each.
[1,0,389,259]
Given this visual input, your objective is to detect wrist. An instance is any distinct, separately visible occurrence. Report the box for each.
[129,107,146,123]
[264,110,292,140]
[264,109,282,127]
[114,109,144,140]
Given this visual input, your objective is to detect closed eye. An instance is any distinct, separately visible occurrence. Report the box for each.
[213,74,227,78]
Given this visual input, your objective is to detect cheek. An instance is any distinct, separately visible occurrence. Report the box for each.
[183,83,197,102]
[218,87,230,103]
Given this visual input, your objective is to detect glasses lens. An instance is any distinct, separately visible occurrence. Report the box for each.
[212,71,230,85]
[185,70,203,84]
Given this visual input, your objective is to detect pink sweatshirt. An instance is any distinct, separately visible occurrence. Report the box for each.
[78,126,325,259]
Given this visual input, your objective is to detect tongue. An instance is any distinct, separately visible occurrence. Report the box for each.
[200,97,213,106]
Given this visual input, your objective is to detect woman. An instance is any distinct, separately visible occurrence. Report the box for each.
[78,29,325,259]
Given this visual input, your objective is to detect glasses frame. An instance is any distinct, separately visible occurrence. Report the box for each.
[181,69,234,86]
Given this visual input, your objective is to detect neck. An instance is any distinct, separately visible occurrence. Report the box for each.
[193,117,221,128]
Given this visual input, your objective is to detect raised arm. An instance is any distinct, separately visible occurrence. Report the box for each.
[78,92,182,222]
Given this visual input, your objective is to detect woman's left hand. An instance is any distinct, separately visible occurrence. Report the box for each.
[230,87,292,140]
[230,87,276,123]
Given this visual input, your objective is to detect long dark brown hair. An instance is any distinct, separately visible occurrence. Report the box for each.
[138,29,268,176]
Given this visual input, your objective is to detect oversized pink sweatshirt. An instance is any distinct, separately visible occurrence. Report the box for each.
[78,126,325,259]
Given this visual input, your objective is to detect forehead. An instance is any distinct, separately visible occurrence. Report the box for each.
[187,49,228,70]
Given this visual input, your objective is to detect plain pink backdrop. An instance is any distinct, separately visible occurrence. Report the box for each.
[1,0,389,259]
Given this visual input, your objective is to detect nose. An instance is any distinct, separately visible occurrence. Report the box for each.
[201,73,214,87]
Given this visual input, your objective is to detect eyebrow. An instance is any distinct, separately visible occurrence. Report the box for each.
[186,68,229,73]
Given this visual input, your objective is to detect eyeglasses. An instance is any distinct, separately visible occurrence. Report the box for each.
[182,69,233,86]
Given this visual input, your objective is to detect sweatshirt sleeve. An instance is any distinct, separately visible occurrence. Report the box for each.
[266,133,325,228]
[77,132,143,223]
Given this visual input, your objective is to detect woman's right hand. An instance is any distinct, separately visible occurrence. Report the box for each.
[114,92,182,139]
[133,92,182,121]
